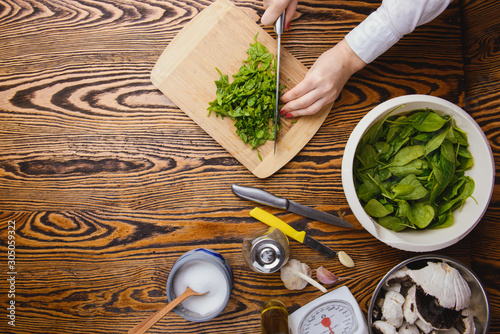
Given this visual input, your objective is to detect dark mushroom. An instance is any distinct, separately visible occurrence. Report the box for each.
[414,286,461,330]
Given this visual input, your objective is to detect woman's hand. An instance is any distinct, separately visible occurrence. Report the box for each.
[261,0,298,28]
[280,39,366,118]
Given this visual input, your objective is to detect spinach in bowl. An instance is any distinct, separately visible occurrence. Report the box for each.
[353,108,475,232]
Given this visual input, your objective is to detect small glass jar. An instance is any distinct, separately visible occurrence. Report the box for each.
[243,227,290,273]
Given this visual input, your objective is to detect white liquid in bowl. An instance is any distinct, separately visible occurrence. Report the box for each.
[172,260,229,316]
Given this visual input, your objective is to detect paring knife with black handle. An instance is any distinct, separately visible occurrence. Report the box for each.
[250,207,337,258]
[232,184,354,228]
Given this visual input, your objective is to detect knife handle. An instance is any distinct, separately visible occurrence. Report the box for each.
[250,207,305,243]
[274,10,285,35]
[232,184,288,209]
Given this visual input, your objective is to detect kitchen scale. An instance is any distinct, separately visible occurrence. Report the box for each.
[288,286,368,334]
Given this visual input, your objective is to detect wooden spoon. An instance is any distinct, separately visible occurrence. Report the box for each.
[128,287,208,334]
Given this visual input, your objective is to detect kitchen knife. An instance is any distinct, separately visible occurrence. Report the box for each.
[250,207,337,258]
[273,10,285,154]
[232,184,354,228]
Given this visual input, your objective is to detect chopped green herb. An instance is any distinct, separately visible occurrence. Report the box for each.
[353,108,476,232]
[207,34,282,149]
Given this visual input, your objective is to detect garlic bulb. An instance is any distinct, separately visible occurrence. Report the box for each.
[280,259,311,290]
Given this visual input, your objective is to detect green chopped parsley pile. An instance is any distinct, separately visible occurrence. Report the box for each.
[208,35,282,151]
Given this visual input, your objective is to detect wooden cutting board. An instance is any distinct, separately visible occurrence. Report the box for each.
[151,0,332,178]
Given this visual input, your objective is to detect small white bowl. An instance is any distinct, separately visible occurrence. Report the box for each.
[341,95,494,252]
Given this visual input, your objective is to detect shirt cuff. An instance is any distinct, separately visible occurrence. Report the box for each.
[345,10,400,64]
[345,0,453,64]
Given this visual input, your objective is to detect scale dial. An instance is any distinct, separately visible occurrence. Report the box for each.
[298,299,359,334]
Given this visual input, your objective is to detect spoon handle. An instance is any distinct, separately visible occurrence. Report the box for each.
[128,287,197,334]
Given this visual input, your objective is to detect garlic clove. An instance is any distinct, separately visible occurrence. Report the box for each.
[316,266,340,285]
[338,251,355,268]
[291,268,327,293]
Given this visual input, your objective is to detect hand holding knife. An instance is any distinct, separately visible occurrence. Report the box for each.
[232,184,354,228]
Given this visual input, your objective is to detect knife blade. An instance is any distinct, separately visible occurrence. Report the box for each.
[232,184,354,228]
[250,207,337,258]
[273,10,285,155]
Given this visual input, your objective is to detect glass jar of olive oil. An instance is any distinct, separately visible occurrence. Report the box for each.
[261,299,289,334]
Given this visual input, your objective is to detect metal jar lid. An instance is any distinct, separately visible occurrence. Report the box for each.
[250,238,287,273]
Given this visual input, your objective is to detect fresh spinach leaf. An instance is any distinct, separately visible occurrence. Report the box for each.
[412,109,447,132]
[364,198,393,218]
[410,202,435,228]
[378,216,408,232]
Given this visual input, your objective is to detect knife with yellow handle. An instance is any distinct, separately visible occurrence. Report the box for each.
[250,207,355,267]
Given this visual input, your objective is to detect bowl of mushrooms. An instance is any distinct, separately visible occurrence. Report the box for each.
[368,254,490,334]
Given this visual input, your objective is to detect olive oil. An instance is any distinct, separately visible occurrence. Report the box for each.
[261,300,289,334]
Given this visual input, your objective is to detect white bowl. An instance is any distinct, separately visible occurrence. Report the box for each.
[341,95,494,252]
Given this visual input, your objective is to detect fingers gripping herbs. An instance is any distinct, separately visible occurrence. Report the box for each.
[353,108,476,232]
[207,35,283,151]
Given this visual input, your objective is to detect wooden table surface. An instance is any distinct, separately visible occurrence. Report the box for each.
[1,0,498,333]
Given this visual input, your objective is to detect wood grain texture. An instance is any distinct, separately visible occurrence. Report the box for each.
[0,210,479,334]
[461,0,500,331]
[0,0,498,333]
[0,0,465,212]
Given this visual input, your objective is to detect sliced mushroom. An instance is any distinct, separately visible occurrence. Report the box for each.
[414,285,461,330]
[454,308,476,334]
[415,318,434,334]
[381,290,405,328]
[387,267,409,283]
[384,283,402,293]
[374,320,398,334]
[398,323,419,334]
[431,328,460,334]
[407,262,471,311]
[373,297,385,320]
[385,267,413,294]
[403,285,418,324]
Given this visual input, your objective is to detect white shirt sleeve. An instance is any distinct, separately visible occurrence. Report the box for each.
[345,0,453,64]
